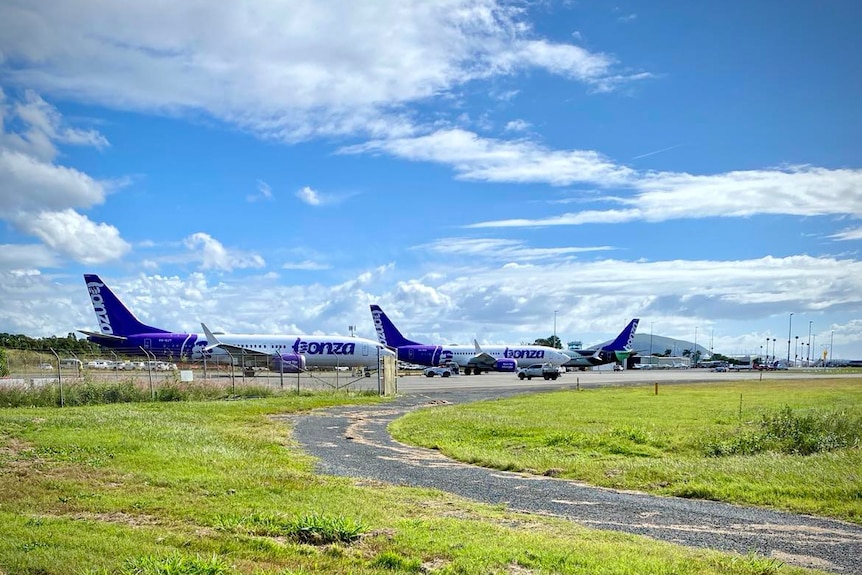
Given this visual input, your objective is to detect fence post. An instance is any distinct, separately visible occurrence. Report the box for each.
[50,348,63,407]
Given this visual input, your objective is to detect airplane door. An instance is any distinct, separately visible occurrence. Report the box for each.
[362,344,368,356]
[144,338,152,349]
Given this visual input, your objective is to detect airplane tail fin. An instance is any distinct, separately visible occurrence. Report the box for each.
[370,305,422,348]
[605,319,639,351]
[83,274,169,336]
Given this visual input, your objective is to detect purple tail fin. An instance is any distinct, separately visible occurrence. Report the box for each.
[605,319,639,351]
[84,274,169,336]
[370,305,422,348]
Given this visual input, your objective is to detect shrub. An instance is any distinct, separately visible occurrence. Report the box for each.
[704,406,862,456]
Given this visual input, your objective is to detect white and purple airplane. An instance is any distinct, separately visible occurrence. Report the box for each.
[79,274,391,370]
[370,305,571,375]
[199,322,392,372]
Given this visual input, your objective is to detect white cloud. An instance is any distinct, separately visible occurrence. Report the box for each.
[15,209,130,264]
[282,260,332,271]
[294,185,356,206]
[0,243,59,269]
[247,180,274,202]
[468,166,862,227]
[830,227,862,241]
[296,186,322,206]
[417,237,614,262]
[504,119,530,132]
[0,1,641,141]
[0,148,108,212]
[341,128,636,186]
[183,232,265,271]
[0,89,127,265]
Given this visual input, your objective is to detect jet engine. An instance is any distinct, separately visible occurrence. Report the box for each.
[270,353,306,373]
[494,358,518,372]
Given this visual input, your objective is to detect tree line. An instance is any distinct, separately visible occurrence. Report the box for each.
[0,332,100,354]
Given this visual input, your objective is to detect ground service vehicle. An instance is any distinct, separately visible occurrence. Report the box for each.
[517,363,560,381]
[423,364,459,377]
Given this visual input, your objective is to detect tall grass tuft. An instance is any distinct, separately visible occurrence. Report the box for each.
[120,553,234,575]
[221,512,367,545]
[704,405,862,456]
[0,379,277,408]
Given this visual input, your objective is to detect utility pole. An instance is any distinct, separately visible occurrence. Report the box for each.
[787,312,794,363]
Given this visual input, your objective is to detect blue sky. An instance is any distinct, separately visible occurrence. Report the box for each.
[1,0,860,360]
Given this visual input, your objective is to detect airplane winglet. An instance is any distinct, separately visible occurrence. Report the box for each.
[200,323,222,350]
[474,339,484,354]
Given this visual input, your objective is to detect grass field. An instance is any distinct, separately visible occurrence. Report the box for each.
[0,389,828,575]
[390,379,862,523]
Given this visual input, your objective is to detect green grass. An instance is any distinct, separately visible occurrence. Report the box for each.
[390,379,862,523]
[0,391,828,574]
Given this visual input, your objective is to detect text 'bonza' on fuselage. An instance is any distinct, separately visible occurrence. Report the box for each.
[370,304,570,375]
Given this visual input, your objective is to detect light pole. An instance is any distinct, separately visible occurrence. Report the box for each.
[787,313,794,363]
[765,336,769,363]
[553,310,558,349]
[830,330,834,364]
[807,321,812,365]
[771,338,776,364]
[694,326,698,366]
[649,322,654,357]
[794,335,799,366]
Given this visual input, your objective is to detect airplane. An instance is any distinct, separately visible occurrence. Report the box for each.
[80,274,391,371]
[79,273,230,362]
[369,304,571,375]
[560,319,640,370]
[200,322,392,372]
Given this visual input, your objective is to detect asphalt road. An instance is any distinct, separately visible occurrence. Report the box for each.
[290,370,862,574]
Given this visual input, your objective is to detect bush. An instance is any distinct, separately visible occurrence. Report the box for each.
[704,406,862,456]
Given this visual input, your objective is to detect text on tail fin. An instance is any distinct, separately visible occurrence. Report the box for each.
[86,277,114,335]
[370,305,388,346]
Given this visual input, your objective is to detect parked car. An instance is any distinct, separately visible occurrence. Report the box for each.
[423,363,460,377]
[517,363,560,381]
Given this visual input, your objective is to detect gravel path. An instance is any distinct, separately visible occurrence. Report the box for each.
[289,387,862,574]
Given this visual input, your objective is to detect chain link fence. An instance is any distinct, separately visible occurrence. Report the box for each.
[0,347,395,405]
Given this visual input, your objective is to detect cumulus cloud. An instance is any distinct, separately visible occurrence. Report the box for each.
[0,89,128,264]
[183,232,265,271]
[0,1,642,141]
[14,209,130,264]
[296,186,322,206]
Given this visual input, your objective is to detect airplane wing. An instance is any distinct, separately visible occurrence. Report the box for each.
[469,340,499,368]
[78,330,128,342]
[200,322,278,368]
[200,323,272,361]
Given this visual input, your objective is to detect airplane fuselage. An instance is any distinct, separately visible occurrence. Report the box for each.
[396,343,570,368]
[87,331,229,362]
[208,333,391,368]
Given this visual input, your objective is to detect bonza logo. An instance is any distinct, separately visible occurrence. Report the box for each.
[371,309,387,345]
[86,281,113,335]
[292,338,356,355]
[503,347,545,360]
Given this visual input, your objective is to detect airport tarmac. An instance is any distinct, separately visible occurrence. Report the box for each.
[394,366,859,394]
